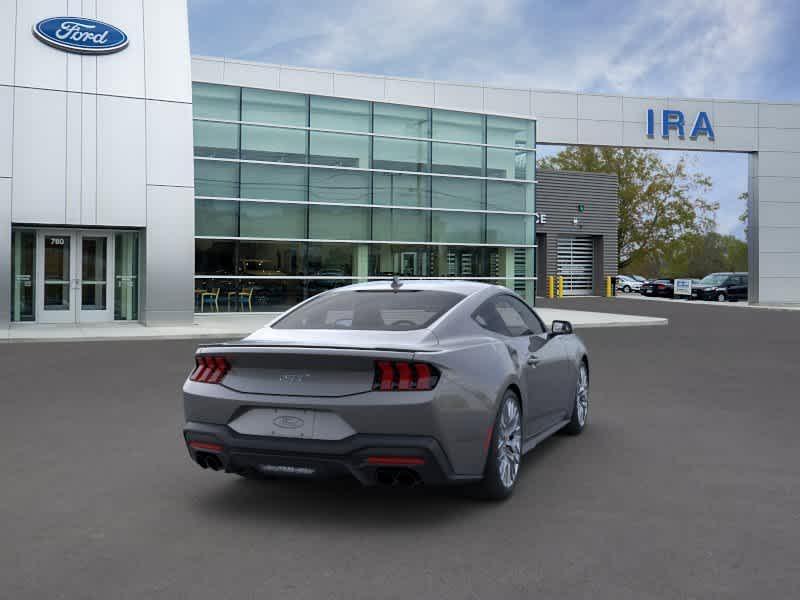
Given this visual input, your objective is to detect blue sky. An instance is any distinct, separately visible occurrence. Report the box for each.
[188,0,800,239]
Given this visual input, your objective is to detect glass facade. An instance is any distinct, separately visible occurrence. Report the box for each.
[192,83,536,311]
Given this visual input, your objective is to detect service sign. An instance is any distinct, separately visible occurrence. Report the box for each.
[33,17,128,55]
[674,279,693,296]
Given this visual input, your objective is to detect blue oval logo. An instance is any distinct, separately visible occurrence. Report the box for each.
[33,17,128,55]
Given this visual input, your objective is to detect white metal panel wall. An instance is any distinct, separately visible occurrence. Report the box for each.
[557,237,594,296]
[96,95,147,226]
[96,0,146,98]
[14,0,69,91]
[0,86,12,178]
[11,87,67,223]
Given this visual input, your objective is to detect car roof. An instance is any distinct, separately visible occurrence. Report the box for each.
[330,279,498,296]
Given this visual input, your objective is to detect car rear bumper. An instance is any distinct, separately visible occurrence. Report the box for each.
[183,421,482,486]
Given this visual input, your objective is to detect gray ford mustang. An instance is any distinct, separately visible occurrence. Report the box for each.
[183,280,589,499]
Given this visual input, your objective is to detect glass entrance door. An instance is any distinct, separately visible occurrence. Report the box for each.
[38,233,75,323]
[36,231,115,323]
[79,234,113,322]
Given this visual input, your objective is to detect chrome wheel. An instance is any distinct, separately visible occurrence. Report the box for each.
[717,293,726,302]
[497,398,522,488]
[576,364,589,427]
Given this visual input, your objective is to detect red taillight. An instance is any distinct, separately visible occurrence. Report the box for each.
[373,361,439,391]
[657,284,665,289]
[190,355,230,384]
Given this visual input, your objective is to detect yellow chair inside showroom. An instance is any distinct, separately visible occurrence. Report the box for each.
[238,287,254,312]
[200,288,220,312]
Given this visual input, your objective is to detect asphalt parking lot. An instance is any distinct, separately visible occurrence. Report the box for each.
[2,298,799,599]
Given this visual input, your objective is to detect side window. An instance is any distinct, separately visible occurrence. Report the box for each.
[502,296,546,335]
[473,295,545,337]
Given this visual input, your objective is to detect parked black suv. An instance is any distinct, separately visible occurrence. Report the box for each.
[691,272,748,302]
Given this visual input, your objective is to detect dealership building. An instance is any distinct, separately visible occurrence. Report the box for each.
[2,2,799,329]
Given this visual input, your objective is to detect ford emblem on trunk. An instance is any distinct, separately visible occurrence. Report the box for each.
[33,17,129,55]
[273,416,305,429]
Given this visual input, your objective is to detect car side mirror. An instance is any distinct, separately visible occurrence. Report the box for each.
[550,320,573,336]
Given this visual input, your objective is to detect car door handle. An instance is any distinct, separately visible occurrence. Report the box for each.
[527,354,541,366]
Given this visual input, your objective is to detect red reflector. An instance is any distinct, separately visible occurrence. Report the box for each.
[395,362,412,390]
[188,441,223,452]
[367,456,425,466]
[190,355,230,384]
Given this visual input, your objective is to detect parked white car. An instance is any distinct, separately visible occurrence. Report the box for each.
[616,275,643,293]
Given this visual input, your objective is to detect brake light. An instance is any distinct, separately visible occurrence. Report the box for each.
[657,284,665,289]
[190,355,230,383]
[373,361,440,391]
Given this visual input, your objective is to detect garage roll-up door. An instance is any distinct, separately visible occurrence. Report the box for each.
[557,236,594,296]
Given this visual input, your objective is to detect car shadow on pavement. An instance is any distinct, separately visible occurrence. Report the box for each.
[188,434,566,529]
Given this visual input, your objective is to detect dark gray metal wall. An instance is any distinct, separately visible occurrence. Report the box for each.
[535,169,619,295]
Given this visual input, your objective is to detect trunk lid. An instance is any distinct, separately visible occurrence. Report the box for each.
[201,327,438,397]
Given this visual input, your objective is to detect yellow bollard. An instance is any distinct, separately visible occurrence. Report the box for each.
[606,276,613,297]
[547,275,554,299]
[557,276,564,298]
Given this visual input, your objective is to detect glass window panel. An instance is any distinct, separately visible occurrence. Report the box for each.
[196,199,238,237]
[11,230,35,322]
[309,131,369,168]
[241,125,306,163]
[241,88,307,126]
[194,160,239,198]
[193,121,239,158]
[374,103,429,137]
[373,137,428,172]
[432,110,483,143]
[487,215,531,245]
[309,205,369,240]
[239,202,307,238]
[309,168,370,204]
[239,241,304,276]
[486,148,533,180]
[431,211,483,244]
[431,177,483,210]
[241,163,306,201]
[192,83,240,121]
[431,142,483,176]
[310,96,370,132]
[114,232,139,321]
[307,243,355,276]
[486,116,534,148]
[373,173,430,207]
[372,208,429,242]
[486,181,531,212]
[194,277,239,312]
[368,245,433,277]
[195,240,236,275]
[242,279,308,312]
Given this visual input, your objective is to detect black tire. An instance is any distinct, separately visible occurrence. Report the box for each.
[562,361,589,435]
[623,285,631,293]
[471,390,523,501]
[716,292,727,302]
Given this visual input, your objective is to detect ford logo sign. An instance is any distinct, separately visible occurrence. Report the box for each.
[33,17,128,55]
[273,416,305,429]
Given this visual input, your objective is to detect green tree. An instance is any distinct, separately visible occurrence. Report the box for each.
[538,147,718,272]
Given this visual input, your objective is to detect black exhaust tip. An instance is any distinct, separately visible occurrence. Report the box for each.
[205,454,223,471]
[196,452,223,471]
[375,468,422,487]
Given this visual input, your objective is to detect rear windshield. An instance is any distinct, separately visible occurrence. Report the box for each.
[272,290,465,331]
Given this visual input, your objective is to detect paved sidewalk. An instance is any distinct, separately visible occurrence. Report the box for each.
[2,307,667,343]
